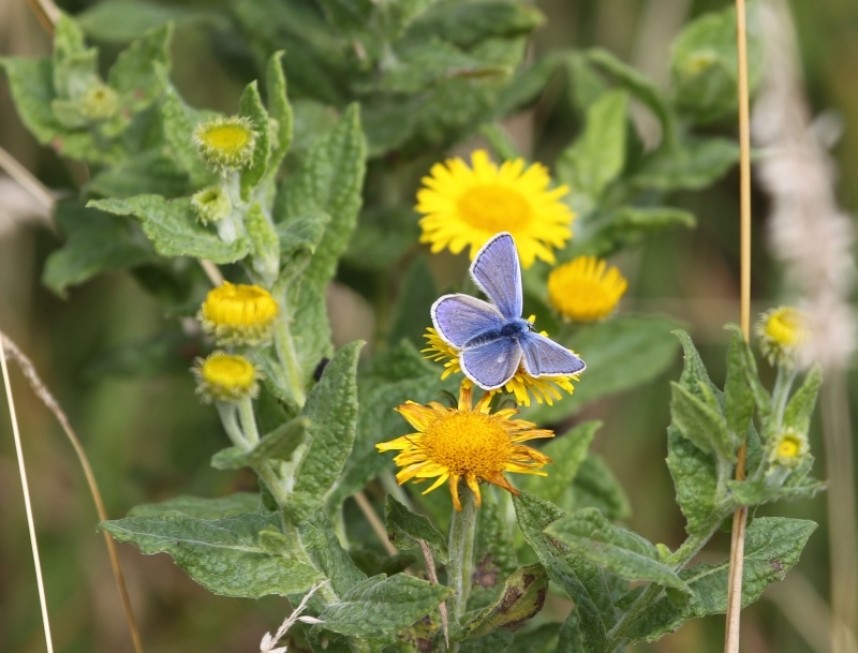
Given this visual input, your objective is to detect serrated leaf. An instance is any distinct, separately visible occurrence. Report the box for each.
[556,90,628,213]
[42,200,160,295]
[239,80,271,199]
[724,324,771,422]
[284,341,362,523]
[633,137,740,191]
[782,366,823,435]
[546,508,691,594]
[211,417,308,470]
[670,4,763,124]
[723,327,757,440]
[673,329,722,404]
[265,51,293,175]
[670,382,734,460]
[585,48,675,145]
[462,564,548,638]
[569,454,631,521]
[319,574,452,638]
[101,510,322,598]
[300,511,367,597]
[513,493,609,653]
[88,195,251,262]
[666,426,721,537]
[127,493,262,519]
[281,104,366,379]
[624,517,817,643]
[385,496,448,563]
[519,422,599,504]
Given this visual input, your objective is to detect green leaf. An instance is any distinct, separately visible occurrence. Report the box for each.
[280,104,366,379]
[726,477,825,508]
[546,508,691,594]
[319,574,452,638]
[265,51,294,176]
[107,24,171,112]
[88,195,251,263]
[385,496,448,563]
[300,511,366,596]
[101,510,322,598]
[666,426,721,537]
[585,48,675,145]
[670,4,763,124]
[783,366,823,435]
[519,422,599,505]
[633,137,740,191]
[570,454,631,521]
[87,151,191,198]
[408,2,543,47]
[43,201,159,295]
[127,493,263,519]
[460,631,514,653]
[513,493,609,653]
[284,341,363,523]
[556,90,628,213]
[211,417,308,470]
[723,327,757,440]
[238,81,271,199]
[160,86,217,185]
[461,564,548,638]
[673,329,722,404]
[76,0,214,41]
[624,517,817,642]
[572,206,696,258]
[344,206,420,272]
[670,381,734,460]
[389,254,438,347]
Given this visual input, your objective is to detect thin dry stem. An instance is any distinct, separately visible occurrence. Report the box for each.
[1,337,55,653]
[0,145,56,220]
[725,0,753,650]
[25,0,59,33]
[0,331,144,653]
[419,538,449,648]
[353,490,397,556]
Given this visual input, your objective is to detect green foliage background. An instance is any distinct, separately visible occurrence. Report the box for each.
[0,0,854,651]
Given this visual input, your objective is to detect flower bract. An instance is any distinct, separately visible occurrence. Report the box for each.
[376,384,554,510]
[200,282,279,346]
[194,351,259,402]
[548,256,628,322]
[193,116,257,169]
[191,185,232,224]
[416,149,573,268]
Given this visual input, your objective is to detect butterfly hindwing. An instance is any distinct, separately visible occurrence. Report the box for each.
[431,294,505,348]
[460,337,523,390]
[519,332,587,377]
[470,233,523,320]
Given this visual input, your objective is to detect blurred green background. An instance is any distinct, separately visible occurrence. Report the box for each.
[1,0,855,651]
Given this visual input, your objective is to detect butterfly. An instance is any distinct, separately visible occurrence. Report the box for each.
[430,232,586,390]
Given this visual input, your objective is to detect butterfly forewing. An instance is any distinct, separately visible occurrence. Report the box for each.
[470,233,523,320]
[519,332,586,377]
[431,294,505,348]
[461,338,523,390]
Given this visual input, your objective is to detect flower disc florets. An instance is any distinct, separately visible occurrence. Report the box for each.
[756,306,809,366]
[200,282,279,346]
[194,351,259,403]
[377,384,554,510]
[548,256,628,322]
[193,116,257,169]
[191,186,232,224]
[768,427,809,470]
[81,82,118,121]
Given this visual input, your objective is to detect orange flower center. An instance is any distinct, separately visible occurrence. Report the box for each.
[421,412,512,477]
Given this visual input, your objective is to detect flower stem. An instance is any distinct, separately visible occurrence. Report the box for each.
[274,318,307,409]
[447,484,477,650]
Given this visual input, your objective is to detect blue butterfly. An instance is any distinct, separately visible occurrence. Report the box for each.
[431,232,586,390]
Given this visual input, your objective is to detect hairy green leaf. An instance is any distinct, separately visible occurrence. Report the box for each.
[633,137,739,191]
[519,422,599,505]
[385,495,448,563]
[461,564,548,638]
[670,382,734,460]
[211,417,308,470]
[666,426,721,537]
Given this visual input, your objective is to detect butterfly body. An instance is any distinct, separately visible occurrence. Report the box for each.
[431,232,586,390]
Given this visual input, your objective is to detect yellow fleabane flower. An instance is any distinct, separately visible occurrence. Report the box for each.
[548,256,628,322]
[416,149,573,268]
[194,352,259,403]
[199,282,279,346]
[194,116,256,169]
[756,306,808,366]
[768,428,809,470]
[377,384,553,511]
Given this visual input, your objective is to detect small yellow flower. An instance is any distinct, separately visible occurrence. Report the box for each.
[194,352,259,402]
[756,306,809,366]
[422,327,578,407]
[548,257,628,322]
[81,82,118,121]
[377,384,553,510]
[768,428,809,469]
[193,116,256,169]
[199,282,279,346]
[191,185,231,224]
[416,149,573,269]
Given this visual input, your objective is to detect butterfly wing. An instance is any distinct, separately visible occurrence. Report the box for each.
[431,294,505,348]
[470,232,523,320]
[519,332,586,377]
[460,337,523,390]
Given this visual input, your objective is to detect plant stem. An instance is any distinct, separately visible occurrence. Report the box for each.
[274,318,307,408]
[447,485,477,651]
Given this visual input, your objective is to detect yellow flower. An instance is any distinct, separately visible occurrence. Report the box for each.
[81,82,118,121]
[416,149,573,268]
[548,256,628,322]
[199,282,279,346]
[756,306,808,366]
[377,384,553,510]
[193,116,256,169]
[768,428,809,470]
[194,352,259,402]
[422,327,578,407]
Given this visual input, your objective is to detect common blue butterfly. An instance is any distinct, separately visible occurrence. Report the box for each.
[431,232,586,390]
